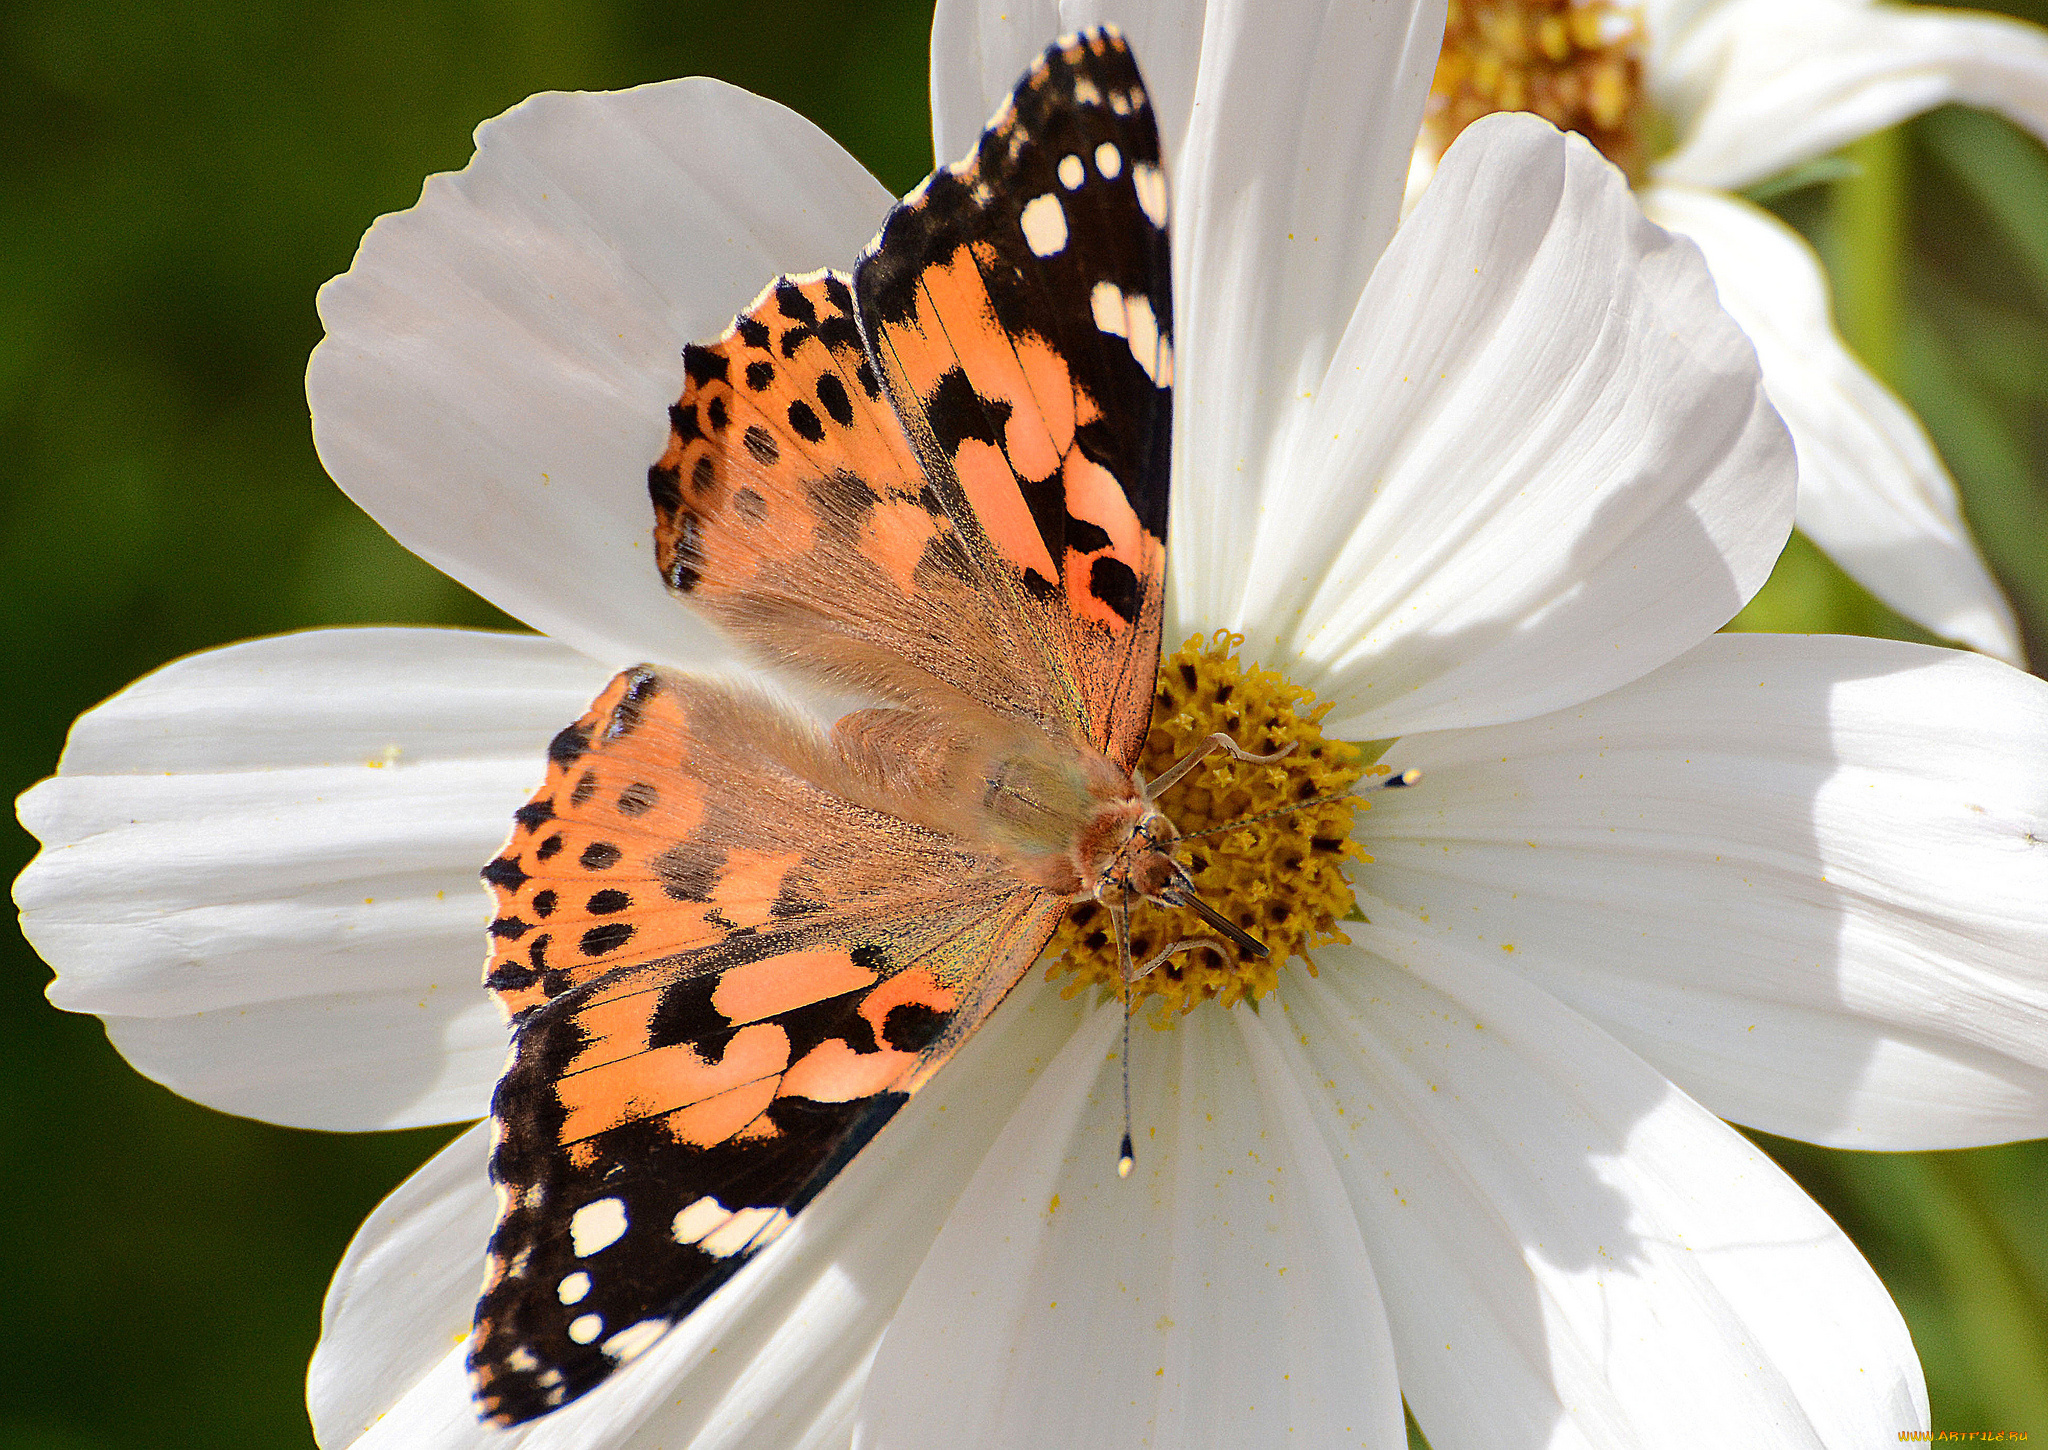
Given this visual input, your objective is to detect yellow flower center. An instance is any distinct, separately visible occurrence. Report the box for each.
[1044,631,1376,1017]
[1421,0,1649,181]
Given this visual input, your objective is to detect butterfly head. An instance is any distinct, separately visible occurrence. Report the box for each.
[1064,795,1270,970]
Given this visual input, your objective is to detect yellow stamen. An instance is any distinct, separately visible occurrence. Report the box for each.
[1045,631,1372,1017]
[1421,0,1648,182]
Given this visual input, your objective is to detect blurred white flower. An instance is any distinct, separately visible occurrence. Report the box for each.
[1409,0,2048,663]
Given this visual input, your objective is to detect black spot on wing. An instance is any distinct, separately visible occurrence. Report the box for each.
[787,399,825,443]
[579,922,634,956]
[924,368,1010,457]
[649,973,722,1051]
[607,669,660,740]
[548,723,592,767]
[1064,515,1113,554]
[775,279,818,325]
[655,840,725,902]
[1088,554,1140,624]
[647,461,682,514]
[818,313,862,352]
[816,371,853,426]
[775,987,880,1060]
[482,856,530,893]
[682,345,728,386]
[882,1000,949,1053]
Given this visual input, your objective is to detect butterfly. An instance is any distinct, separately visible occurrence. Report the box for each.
[465,28,1265,1425]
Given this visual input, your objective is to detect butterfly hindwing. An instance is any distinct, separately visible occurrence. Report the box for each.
[854,27,1172,769]
[471,668,1064,1422]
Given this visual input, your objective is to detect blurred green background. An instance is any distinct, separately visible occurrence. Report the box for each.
[2,2,2044,1445]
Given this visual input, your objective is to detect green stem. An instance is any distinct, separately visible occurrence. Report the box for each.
[1832,126,1908,389]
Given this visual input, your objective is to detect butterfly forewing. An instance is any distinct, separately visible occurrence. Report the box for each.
[854,28,1172,769]
[648,272,1081,739]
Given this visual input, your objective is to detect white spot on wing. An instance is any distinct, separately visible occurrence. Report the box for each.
[556,1272,591,1305]
[1073,76,1102,105]
[1092,281,1128,337]
[1090,282,1169,386]
[506,1348,539,1373]
[1124,293,1164,384]
[701,1206,790,1258]
[672,1195,727,1247]
[569,1197,627,1257]
[1094,142,1121,179]
[1058,153,1086,190]
[567,1313,603,1345]
[603,1319,668,1362]
[1020,193,1069,257]
[1133,163,1168,229]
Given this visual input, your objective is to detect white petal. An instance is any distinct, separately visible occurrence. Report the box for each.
[309,1121,499,1447]
[1242,116,1791,739]
[1277,934,1929,1450]
[1642,185,2022,662]
[308,80,893,670]
[1364,631,2048,1148]
[858,1001,1402,1450]
[1162,0,1450,638]
[1656,0,2048,190]
[14,628,617,1129]
[311,975,1088,1449]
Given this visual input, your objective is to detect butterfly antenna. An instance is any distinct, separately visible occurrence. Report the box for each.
[1111,899,1136,1179]
[1177,766,1423,842]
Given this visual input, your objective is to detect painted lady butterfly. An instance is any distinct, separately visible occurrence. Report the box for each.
[468,29,1253,1424]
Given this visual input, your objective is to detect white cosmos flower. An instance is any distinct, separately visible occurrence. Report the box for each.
[16,2,2048,1447]
[1407,0,2048,665]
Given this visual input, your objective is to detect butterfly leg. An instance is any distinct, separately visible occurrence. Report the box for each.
[1129,936,1232,982]
[1141,732,1298,798]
